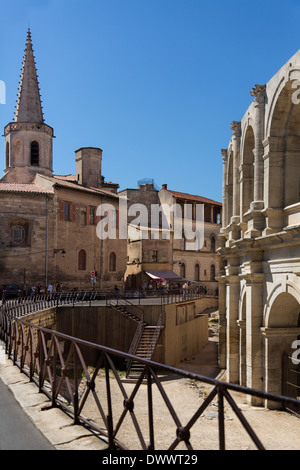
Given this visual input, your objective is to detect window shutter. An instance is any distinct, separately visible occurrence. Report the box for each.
[60,201,64,221]
[71,203,76,223]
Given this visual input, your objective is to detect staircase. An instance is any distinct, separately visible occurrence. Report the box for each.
[126,316,164,379]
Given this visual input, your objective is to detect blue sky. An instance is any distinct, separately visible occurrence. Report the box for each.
[1,0,300,203]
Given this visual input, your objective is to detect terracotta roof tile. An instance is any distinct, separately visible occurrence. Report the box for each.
[165,189,222,206]
[0,183,53,194]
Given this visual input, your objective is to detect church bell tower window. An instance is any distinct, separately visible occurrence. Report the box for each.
[31,141,39,166]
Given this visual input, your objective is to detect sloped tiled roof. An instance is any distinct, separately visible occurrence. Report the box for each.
[0,183,53,194]
[165,189,222,206]
[43,175,120,198]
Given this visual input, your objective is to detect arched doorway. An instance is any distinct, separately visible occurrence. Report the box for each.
[264,289,300,407]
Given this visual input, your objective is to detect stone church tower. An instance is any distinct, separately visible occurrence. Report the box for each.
[2,29,54,183]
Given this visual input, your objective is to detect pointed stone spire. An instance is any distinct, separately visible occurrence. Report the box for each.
[14,29,44,123]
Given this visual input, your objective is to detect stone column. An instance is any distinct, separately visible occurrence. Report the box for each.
[221,149,228,228]
[262,136,285,235]
[225,263,240,383]
[250,84,266,209]
[245,273,265,406]
[217,275,227,369]
[230,121,241,223]
[237,319,246,386]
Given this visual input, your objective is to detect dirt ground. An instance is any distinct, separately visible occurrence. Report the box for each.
[78,311,300,451]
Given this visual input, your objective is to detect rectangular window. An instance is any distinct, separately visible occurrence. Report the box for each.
[86,206,97,225]
[60,201,76,222]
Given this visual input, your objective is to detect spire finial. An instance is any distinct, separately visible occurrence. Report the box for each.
[14,29,44,123]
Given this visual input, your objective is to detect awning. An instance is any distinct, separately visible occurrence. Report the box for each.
[145,270,182,281]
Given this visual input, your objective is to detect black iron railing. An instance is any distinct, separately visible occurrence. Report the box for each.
[1,307,300,450]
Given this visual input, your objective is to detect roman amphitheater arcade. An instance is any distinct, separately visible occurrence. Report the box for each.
[218,51,300,407]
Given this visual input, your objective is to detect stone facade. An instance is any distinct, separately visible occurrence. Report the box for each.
[120,183,221,291]
[0,29,127,292]
[219,50,300,406]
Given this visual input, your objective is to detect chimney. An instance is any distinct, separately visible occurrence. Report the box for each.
[162,184,168,190]
[75,147,102,188]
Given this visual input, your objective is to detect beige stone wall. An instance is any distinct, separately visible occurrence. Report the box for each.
[163,300,209,366]
[0,192,55,288]
[52,186,127,290]
[219,50,300,404]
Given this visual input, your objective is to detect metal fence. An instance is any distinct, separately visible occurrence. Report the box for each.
[1,307,300,450]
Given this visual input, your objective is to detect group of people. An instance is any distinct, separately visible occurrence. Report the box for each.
[22,282,61,298]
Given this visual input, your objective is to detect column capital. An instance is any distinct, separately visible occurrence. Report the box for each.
[221,148,228,162]
[250,84,266,104]
[230,121,241,138]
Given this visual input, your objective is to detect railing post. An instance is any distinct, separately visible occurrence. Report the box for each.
[218,385,225,450]
[105,354,115,449]
[73,343,80,424]
[147,367,155,450]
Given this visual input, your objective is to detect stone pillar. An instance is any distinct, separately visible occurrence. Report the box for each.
[245,274,265,406]
[262,136,285,234]
[230,121,241,223]
[237,319,246,386]
[221,149,228,228]
[250,84,266,209]
[225,264,240,383]
[217,276,227,369]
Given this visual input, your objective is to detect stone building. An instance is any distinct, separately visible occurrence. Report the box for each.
[119,182,221,291]
[159,185,221,295]
[218,50,300,406]
[0,29,127,291]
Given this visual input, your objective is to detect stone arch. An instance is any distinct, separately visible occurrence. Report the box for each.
[240,125,255,216]
[31,140,39,166]
[264,282,300,328]
[13,138,23,165]
[266,75,300,209]
[263,284,300,401]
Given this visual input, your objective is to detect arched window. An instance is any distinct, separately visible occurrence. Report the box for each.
[31,141,39,166]
[78,249,86,270]
[210,235,216,252]
[109,252,116,272]
[195,263,200,281]
[180,262,185,278]
[5,142,9,168]
[210,264,216,281]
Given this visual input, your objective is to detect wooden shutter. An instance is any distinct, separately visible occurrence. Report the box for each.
[71,203,76,223]
[60,201,64,221]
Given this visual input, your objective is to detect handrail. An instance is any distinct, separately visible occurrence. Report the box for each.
[125,319,145,377]
[146,313,163,360]
[1,307,300,450]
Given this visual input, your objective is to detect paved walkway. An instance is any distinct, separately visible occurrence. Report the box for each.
[0,341,108,450]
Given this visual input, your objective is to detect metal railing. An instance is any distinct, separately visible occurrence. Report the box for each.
[1,285,217,315]
[1,307,300,450]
